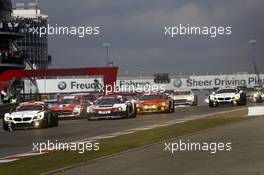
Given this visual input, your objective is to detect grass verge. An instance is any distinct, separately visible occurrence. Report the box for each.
[0,113,248,175]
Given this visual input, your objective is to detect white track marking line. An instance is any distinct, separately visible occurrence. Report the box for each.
[0,108,247,163]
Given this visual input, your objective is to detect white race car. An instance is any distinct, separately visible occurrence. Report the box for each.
[87,95,137,120]
[208,87,247,107]
[3,102,58,130]
[170,90,197,106]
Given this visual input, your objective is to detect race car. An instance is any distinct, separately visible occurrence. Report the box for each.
[208,87,247,107]
[50,95,89,119]
[70,93,97,105]
[169,90,197,106]
[2,102,58,131]
[247,86,263,103]
[87,95,137,120]
[43,99,59,108]
[136,93,174,113]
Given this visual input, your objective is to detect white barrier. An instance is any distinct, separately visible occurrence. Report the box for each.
[248,106,264,116]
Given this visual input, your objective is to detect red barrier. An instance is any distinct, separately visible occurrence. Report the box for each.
[0,67,118,95]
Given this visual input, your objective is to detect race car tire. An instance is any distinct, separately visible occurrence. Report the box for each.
[52,112,59,127]
[3,122,9,131]
[53,116,59,127]
[124,107,130,118]
[192,95,198,106]
[87,116,93,121]
[131,104,137,118]
[209,101,216,108]
[243,98,247,106]
[238,96,247,106]
[42,116,50,128]
[170,102,175,113]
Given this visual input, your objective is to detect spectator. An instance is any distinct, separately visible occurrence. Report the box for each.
[0,49,24,64]
[0,16,45,33]
[1,87,9,104]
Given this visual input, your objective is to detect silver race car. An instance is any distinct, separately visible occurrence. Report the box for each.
[87,95,137,120]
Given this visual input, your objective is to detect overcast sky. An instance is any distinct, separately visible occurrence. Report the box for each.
[17,0,264,76]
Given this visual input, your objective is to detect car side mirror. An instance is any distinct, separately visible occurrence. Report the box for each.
[239,90,243,94]
[212,92,216,95]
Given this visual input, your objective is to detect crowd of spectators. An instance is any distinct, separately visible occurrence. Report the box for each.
[0,16,45,33]
[0,49,24,65]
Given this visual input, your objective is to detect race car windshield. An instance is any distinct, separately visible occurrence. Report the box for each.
[139,95,164,100]
[217,89,237,93]
[60,99,80,104]
[95,98,122,105]
[45,101,59,107]
[173,91,191,95]
[16,105,43,111]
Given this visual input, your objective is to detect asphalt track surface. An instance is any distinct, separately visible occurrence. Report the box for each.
[0,105,248,158]
[53,114,264,175]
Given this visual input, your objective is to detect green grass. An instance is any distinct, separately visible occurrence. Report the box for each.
[0,115,248,175]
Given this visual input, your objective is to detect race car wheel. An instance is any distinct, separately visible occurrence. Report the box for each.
[53,116,59,127]
[238,96,247,106]
[209,100,215,108]
[242,98,247,106]
[192,95,198,106]
[170,102,175,113]
[124,107,130,118]
[42,115,50,128]
[133,104,137,118]
[52,112,59,127]
[3,122,9,131]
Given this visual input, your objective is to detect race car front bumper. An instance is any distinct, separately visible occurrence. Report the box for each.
[136,105,170,113]
[211,98,239,105]
[87,111,127,120]
[173,99,194,106]
[56,110,82,119]
[3,119,46,129]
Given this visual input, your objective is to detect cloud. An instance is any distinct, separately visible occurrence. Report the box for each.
[18,0,264,75]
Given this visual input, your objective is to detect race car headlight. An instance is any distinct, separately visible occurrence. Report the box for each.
[87,107,95,113]
[33,113,44,120]
[4,115,12,121]
[210,95,216,101]
[187,96,194,101]
[161,102,166,106]
[73,106,81,113]
[234,95,240,100]
[114,107,123,112]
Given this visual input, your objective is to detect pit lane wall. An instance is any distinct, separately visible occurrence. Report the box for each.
[31,73,264,94]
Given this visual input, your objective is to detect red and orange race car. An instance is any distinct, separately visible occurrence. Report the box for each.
[50,94,96,119]
[136,93,174,114]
